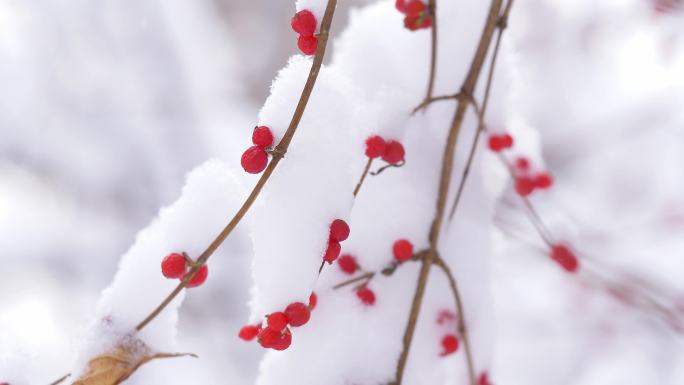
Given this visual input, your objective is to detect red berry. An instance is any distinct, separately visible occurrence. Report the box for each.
[252,126,274,148]
[419,16,433,29]
[514,177,535,196]
[396,0,408,13]
[291,10,317,37]
[403,15,421,31]
[330,219,350,242]
[297,35,317,56]
[308,292,317,310]
[550,244,579,273]
[534,172,553,189]
[393,239,414,262]
[356,287,376,305]
[338,254,358,274]
[267,311,289,331]
[238,324,260,341]
[323,240,341,263]
[405,0,426,17]
[440,334,459,356]
[501,133,514,148]
[184,264,209,288]
[478,372,492,385]
[382,140,405,164]
[487,135,504,152]
[285,302,310,327]
[514,157,530,172]
[365,135,386,158]
[270,328,292,351]
[257,327,280,348]
[241,145,268,174]
[161,253,187,279]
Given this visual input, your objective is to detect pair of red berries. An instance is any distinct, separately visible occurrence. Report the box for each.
[292,10,318,56]
[238,293,317,351]
[439,334,460,356]
[396,0,433,31]
[241,126,274,174]
[487,132,514,152]
[365,135,405,165]
[161,253,209,288]
[549,244,579,273]
[323,219,351,264]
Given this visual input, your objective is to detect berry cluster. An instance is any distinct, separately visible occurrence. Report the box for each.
[323,219,351,264]
[511,156,553,197]
[365,135,405,165]
[549,243,579,273]
[395,0,433,31]
[291,10,318,56]
[487,132,514,152]
[161,252,209,288]
[238,292,317,351]
[241,126,274,174]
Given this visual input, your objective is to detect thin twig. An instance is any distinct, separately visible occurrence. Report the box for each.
[48,373,70,385]
[134,0,339,332]
[333,272,375,290]
[433,255,476,382]
[448,0,516,222]
[393,1,503,384]
[426,0,438,101]
[412,93,459,115]
[353,158,374,197]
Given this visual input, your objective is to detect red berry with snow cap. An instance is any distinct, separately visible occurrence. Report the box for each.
[267,312,289,331]
[338,254,358,274]
[440,334,459,356]
[291,10,317,37]
[393,239,414,262]
[252,126,274,148]
[365,135,386,158]
[324,240,341,263]
[184,264,209,288]
[161,253,187,279]
[297,35,317,56]
[241,145,268,174]
[238,325,260,341]
[270,328,292,351]
[285,302,310,327]
[383,140,405,164]
[550,244,579,273]
[257,327,280,348]
[330,219,350,242]
[356,287,376,305]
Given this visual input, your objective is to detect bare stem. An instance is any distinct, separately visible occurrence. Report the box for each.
[353,158,374,197]
[134,0,339,332]
[393,1,503,384]
[333,272,375,290]
[434,255,476,384]
[426,0,438,101]
[448,0,516,222]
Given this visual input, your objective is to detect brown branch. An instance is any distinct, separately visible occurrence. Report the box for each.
[392,1,503,384]
[426,0,438,101]
[48,374,70,385]
[433,255,476,383]
[333,271,375,290]
[135,0,339,332]
[448,0,516,222]
[353,158,374,197]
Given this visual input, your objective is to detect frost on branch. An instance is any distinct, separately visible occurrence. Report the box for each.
[73,159,246,376]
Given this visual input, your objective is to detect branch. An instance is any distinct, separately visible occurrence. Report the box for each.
[448,0,516,222]
[393,1,503,384]
[135,0,339,332]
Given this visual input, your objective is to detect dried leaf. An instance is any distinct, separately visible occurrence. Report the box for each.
[72,339,196,385]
